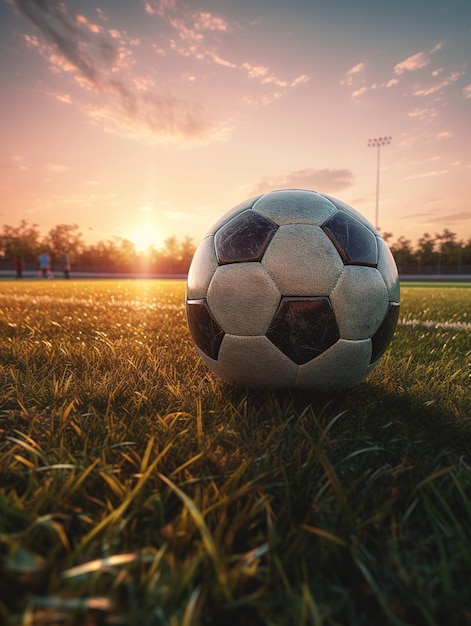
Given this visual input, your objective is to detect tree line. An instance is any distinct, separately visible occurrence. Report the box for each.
[0,221,196,275]
[1,220,470,276]
[384,228,471,275]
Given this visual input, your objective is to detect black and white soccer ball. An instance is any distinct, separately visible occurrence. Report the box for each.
[186,189,400,392]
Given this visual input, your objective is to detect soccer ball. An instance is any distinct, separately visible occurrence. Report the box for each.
[186,189,399,392]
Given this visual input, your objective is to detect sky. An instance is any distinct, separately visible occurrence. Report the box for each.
[1,0,470,251]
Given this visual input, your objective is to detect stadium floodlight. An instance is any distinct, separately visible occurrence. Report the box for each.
[367,136,392,230]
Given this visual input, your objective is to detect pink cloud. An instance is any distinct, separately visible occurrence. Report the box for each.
[351,86,367,98]
[394,51,430,75]
[341,62,365,86]
[413,72,463,96]
[347,62,365,75]
[251,168,354,195]
[393,41,444,75]
[195,11,229,32]
[12,0,219,142]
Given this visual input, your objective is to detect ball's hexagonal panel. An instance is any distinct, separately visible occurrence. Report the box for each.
[262,224,344,295]
[186,299,225,360]
[186,235,218,299]
[214,334,298,389]
[207,263,281,335]
[376,237,400,302]
[214,210,278,264]
[253,189,337,225]
[322,211,378,267]
[330,266,389,339]
[206,194,264,236]
[370,302,400,363]
[295,338,373,391]
[323,194,381,236]
[266,297,340,365]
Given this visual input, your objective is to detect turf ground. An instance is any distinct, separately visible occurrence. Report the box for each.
[0,279,470,625]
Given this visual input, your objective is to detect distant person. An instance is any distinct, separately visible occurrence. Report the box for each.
[38,251,53,279]
[62,251,71,279]
[13,255,23,279]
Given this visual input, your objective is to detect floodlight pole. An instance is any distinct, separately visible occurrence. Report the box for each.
[367,136,392,230]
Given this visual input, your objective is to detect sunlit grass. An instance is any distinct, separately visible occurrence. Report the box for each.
[0,280,470,625]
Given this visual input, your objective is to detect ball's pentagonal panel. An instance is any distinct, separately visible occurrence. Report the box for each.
[214,210,278,264]
[207,263,280,335]
[214,334,298,389]
[253,189,337,225]
[323,194,381,236]
[331,266,389,339]
[370,302,400,363]
[296,339,373,391]
[186,235,218,299]
[206,194,264,236]
[322,211,378,267]
[376,237,400,302]
[262,224,344,295]
[266,297,339,365]
[186,299,225,360]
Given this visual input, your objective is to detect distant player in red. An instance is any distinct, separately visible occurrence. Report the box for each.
[13,255,23,279]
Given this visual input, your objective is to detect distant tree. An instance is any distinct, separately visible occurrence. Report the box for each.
[462,238,471,266]
[161,236,179,259]
[158,236,190,273]
[43,224,84,264]
[381,231,394,243]
[0,220,41,263]
[179,236,195,269]
[390,236,415,270]
[416,233,436,268]
[435,229,456,254]
[114,238,137,271]
[435,229,467,273]
[85,241,111,271]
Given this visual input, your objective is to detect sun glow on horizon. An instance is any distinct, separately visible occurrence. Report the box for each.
[130,206,162,251]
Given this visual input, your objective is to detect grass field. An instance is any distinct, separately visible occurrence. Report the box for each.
[0,279,470,625]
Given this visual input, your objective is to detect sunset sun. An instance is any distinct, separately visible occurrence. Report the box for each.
[131,225,162,252]
[130,207,162,252]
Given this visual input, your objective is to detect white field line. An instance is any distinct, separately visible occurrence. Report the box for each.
[1,294,469,331]
[398,318,471,332]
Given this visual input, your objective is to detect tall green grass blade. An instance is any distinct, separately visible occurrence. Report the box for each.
[159,473,232,602]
